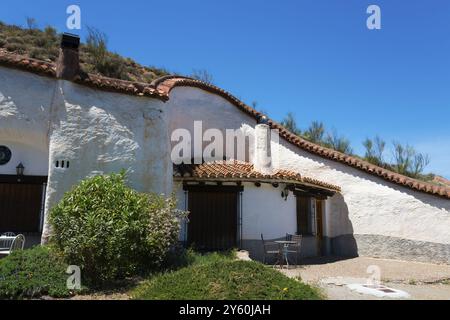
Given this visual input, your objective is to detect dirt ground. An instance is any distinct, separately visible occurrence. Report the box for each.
[280,256,450,300]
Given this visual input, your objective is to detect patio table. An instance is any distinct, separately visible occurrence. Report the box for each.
[274,240,297,269]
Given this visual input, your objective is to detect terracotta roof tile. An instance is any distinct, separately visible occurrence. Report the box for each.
[158,76,450,200]
[0,50,168,101]
[1,50,448,199]
[0,50,56,77]
[174,161,341,192]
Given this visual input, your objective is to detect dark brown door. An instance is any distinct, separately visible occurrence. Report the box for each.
[0,182,45,233]
[316,199,324,255]
[296,196,310,235]
[187,187,239,250]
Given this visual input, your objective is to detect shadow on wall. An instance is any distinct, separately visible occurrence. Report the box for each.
[328,193,359,258]
[282,140,450,212]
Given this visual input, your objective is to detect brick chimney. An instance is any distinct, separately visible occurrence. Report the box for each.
[56,33,80,80]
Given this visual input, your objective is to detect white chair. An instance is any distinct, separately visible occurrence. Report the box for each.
[261,234,279,264]
[0,234,26,256]
[286,234,302,266]
[0,234,15,251]
[2,232,16,237]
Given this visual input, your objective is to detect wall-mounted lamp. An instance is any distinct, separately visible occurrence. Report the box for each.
[281,187,290,201]
[16,163,25,176]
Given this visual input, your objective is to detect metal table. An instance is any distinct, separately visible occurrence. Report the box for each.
[274,240,296,269]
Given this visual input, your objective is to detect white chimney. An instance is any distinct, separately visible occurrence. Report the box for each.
[254,116,273,175]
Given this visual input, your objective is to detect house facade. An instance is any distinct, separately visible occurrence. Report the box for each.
[1,34,449,263]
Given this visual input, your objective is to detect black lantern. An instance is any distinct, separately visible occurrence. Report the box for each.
[281,187,290,201]
[16,163,25,176]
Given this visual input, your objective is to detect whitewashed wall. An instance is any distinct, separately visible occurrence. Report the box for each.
[0,141,48,176]
[41,80,173,241]
[0,67,173,244]
[242,183,296,240]
[2,68,450,262]
[166,86,450,262]
[278,140,450,241]
[0,68,52,176]
[167,87,256,162]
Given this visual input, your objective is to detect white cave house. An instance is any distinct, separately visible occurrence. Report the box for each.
[1,34,449,263]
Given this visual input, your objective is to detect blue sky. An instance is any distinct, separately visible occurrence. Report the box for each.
[1,0,449,178]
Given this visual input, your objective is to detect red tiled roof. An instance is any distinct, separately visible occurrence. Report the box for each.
[174,161,341,192]
[1,50,448,199]
[0,50,168,100]
[157,77,450,200]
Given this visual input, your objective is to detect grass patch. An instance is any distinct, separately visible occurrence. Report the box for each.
[131,252,322,300]
[0,246,74,299]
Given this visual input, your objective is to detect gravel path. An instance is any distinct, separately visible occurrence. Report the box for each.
[279,256,450,300]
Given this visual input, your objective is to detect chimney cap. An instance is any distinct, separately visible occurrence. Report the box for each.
[257,114,269,125]
[61,33,80,50]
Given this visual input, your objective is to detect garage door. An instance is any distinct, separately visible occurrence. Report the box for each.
[187,186,241,251]
[0,177,47,233]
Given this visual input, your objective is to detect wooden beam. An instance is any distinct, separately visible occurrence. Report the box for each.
[294,185,335,197]
[183,185,244,193]
[0,175,48,185]
[294,187,334,198]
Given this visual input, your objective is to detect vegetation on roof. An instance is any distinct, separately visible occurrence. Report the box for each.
[279,112,439,183]
[0,20,170,83]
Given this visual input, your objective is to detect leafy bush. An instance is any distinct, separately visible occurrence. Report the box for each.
[0,246,72,299]
[49,172,186,285]
[5,42,27,54]
[96,53,130,80]
[131,254,322,300]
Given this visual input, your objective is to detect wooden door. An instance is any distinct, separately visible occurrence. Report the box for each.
[315,199,324,255]
[187,187,239,251]
[296,196,310,235]
[0,182,45,233]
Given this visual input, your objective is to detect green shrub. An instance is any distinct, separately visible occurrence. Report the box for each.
[96,53,130,80]
[5,42,27,54]
[0,246,72,299]
[43,26,58,40]
[6,36,24,44]
[29,47,48,60]
[49,172,186,285]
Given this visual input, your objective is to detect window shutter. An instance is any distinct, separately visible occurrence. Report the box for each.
[296,196,309,235]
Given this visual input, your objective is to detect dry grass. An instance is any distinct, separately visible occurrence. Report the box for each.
[0,21,169,83]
